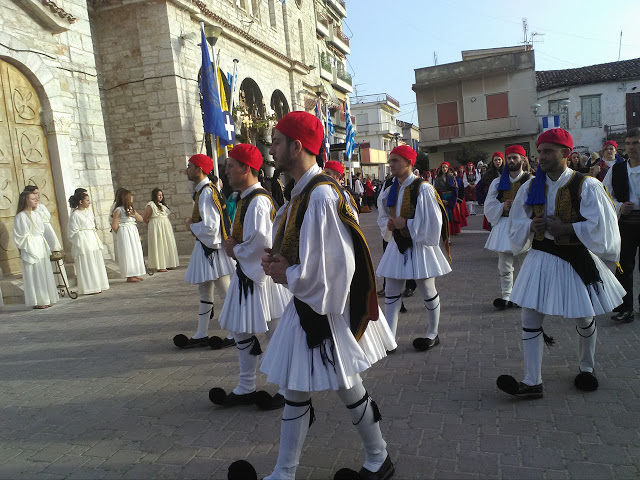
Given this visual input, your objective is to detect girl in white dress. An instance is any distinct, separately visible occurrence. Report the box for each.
[68,190,110,294]
[109,187,126,261]
[13,191,59,308]
[111,189,146,283]
[143,188,179,272]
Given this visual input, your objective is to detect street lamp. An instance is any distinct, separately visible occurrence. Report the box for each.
[530,103,541,116]
[393,132,401,147]
[204,25,223,47]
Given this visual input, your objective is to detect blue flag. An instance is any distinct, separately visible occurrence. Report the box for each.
[200,25,231,145]
[345,100,355,161]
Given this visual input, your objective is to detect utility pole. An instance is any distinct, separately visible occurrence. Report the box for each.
[522,18,528,45]
[433,51,437,66]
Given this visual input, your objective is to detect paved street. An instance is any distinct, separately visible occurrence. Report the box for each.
[1,210,639,480]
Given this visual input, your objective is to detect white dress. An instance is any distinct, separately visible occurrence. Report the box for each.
[260,165,397,392]
[184,178,235,284]
[376,173,451,280]
[115,207,146,278]
[68,209,110,294]
[218,183,292,334]
[146,202,179,270]
[509,168,625,318]
[13,210,59,306]
[484,172,530,254]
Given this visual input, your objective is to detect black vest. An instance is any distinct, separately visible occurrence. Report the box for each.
[611,161,629,203]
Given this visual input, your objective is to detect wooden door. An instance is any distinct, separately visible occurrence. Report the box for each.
[0,59,62,275]
[627,92,640,129]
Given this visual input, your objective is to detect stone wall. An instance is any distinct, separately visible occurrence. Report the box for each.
[91,0,324,253]
[0,0,114,270]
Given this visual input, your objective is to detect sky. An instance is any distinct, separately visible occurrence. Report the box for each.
[343,0,640,125]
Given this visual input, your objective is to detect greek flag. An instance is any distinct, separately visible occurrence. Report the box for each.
[345,100,355,161]
[542,115,560,130]
[327,105,335,137]
[200,24,229,143]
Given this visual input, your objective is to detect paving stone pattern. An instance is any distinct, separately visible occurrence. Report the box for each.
[1,209,639,479]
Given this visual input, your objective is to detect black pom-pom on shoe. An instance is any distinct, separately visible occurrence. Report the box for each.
[496,375,543,399]
[575,371,599,391]
[228,460,257,480]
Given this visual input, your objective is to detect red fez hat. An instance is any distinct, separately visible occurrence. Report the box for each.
[492,151,505,160]
[188,154,213,175]
[440,161,451,168]
[324,160,344,175]
[229,143,263,171]
[275,111,324,155]
[390,145,417,166]
[466,162,474,167]
[505,145,527,157]
[537,128,573,149]
[603,140,617,149]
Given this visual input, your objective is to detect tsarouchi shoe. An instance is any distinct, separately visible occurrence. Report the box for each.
[574,371,599,391]
[209,388,257,407]
[228,460,258,480]
[611,311,634,323]
[209,336,237,349]
[412,335,440,352]
[334,454,395,480]
[173,334,209,349]
[255,391,285,410]
[496,375,543,399]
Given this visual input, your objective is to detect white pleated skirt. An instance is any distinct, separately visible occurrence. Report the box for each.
[376,239,451,280]
[260,302,396,392]
[75,250,110,294]
[484,217,514,253]
[22,258,59,306]
[184,242,235,284]
[116,224,146,278]
[510,249,625,318]
[147,217,179,270]
[219,273,292,333]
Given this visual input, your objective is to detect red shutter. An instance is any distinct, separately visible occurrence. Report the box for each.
[486,93,509,120]
[437,102,459,139]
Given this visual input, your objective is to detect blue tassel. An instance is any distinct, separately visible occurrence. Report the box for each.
[525,164,547,206]
[386,178,399,208]
[496,162,512,191]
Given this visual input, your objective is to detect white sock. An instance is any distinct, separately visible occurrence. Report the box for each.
[233,332,258,395]
[416,278,439,339]
[337,382,387,472]
[266,390,312,480]
[522,308,544,386]
[575,317,596,373]
[195,281,214,339]
[384,278,405,338]
[497,252,514,301]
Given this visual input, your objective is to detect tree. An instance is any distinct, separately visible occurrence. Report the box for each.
[415,150,430,174]
[455,143,489,167]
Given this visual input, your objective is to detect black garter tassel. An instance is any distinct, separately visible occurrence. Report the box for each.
[250,336,262,356]
[370,398,382,423]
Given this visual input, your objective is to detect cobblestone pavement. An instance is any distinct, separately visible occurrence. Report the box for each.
[1,209,639,480]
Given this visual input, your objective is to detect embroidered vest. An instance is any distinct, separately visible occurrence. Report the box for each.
[388,178,451,261]
[272,174,379,345]
[496,173,531,203]
[531,171,586,245]
[192,182,231,241]
[611,161,629,203]
[231,188,276,244]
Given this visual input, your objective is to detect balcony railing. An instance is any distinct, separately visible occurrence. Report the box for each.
[351,93,400,110]
[317,13,329,28]
[334,27,350,45]
[321,55,332,73]
[420,116,519,142]
[336,68,352,85]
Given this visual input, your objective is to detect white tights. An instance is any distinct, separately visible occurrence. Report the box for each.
[194,276,231,339]
[521,308,596,386]
[266,381,387,480]
[384,277,439,339]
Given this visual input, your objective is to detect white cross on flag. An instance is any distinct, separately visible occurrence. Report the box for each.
[222,111,236,143]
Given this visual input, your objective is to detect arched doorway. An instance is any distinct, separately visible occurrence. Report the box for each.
[237,78,266,145]
[270,90,290,120]
[0,58,62,275]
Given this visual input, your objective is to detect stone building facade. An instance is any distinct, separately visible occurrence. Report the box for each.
[0,0,114,302]
[0,0,354,303]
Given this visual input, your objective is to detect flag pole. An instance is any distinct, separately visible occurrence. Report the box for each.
[205,21,220,180]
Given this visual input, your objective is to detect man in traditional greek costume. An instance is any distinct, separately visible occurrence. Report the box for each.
[208,144,291,409]
[174,154,236,349]
[483,145,531,310]
[228,112,396,480]
[497,129,624,398]
[376,145,451,351]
